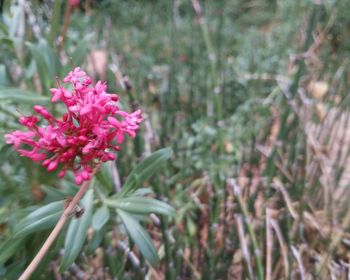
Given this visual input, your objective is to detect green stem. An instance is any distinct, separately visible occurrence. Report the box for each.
[48,0,61,47]
[191,0,224,153]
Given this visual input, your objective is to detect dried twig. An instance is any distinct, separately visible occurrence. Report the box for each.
[291,246,306,280]
[235,215,254,280]
[265,209,273,280]
[270,219,289,278]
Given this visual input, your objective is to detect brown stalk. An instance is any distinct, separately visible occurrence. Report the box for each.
[265,209,273,280]
[270,219,289,278]
[235,215,254,279]
[58,2,72,53]
[291,246,306,280]
[19,166,99,280]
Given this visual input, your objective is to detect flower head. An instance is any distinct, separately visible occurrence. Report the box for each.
[5,67,143,185]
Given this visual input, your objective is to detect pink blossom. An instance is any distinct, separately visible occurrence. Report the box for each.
[19,115,39,128]
[4,68,143,185]
[69,0,80,8]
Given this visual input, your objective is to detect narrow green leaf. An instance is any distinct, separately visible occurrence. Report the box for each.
[1,260,26,279]
[86,228,104,255]
[71,39,89,67]
[0,37,13,47]
[95,164,114,193]
[40,185,67,200]
[119,148,172,197]
[0,238,24,264]
[60,189,94,271]
[117,209,158,265]
[27,41,49,93]
[0,22,9,36]
[44,42,61,79]
[106,197,175,217]
[13,201,63,238]
[0,65,9,87]
[133,188,154,197]
[63,36,90,74]
[92,205,110,231]
[0,88,49,104]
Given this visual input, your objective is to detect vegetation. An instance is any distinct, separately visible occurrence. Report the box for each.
[0,0,350,279]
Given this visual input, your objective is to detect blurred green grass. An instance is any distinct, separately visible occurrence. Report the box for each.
[1,0,350,279]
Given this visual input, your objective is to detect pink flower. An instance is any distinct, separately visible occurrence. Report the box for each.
[4,68,143,185]
[69,0,80,8]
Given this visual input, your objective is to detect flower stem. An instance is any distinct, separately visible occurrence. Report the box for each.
[19,175,94,280]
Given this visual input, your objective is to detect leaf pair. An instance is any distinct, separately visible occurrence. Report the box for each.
[104,148,174,265]
[0,201,63,265]
[0,148,174,271]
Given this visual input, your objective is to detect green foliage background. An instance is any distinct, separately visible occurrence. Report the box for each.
[0,0,350,279]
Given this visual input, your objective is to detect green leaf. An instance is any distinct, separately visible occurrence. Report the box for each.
[0,238,24,264]
[71,38,89,67]
[0,22,9,36]
[60,189,94,271]
[118,148,172,197]
[0,65,9,87]
[41,185,67,201]
[0,88,49,104]
[117,209,158,265]
[63,36,90,74]
[27,41,50,94]
[95,164,114,193]
[1,260,26,279]
[0,37,14,49]
[133,188,154,197]
[92,205,110,231]
[106,197,175,217]
[26,39,60,94]
[13,201,63,238]
[86,228,104,255]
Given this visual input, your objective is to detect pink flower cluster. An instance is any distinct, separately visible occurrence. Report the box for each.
[5,68,142,185]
